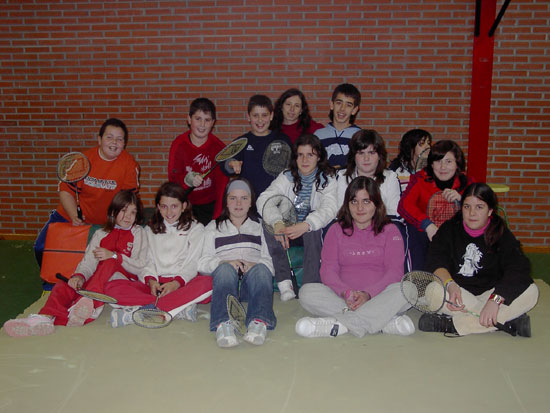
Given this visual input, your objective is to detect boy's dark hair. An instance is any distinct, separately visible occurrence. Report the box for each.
[104,190,143,232]
[289,134,335,193]
[99,118,129,147]
[247,94,273,114]
[270,88,313,132]
[337,176,390,236]
[189,97,216,120]
[329,83,361,124]
[149,182,194,234]
[344,129,388,184]
[216,177,259,229]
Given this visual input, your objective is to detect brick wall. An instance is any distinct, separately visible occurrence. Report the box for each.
[1,0,548,246]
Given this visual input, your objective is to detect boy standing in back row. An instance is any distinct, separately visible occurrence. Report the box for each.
[224,94,292,197]
[315,83,362,169]
[168,97,228,225]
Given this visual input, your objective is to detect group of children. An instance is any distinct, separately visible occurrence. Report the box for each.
[4,83,537,345]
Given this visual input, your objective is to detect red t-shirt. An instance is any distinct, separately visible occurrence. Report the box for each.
[168,130,228,208]
[57,147,140,224]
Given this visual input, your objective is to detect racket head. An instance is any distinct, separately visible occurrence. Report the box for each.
[76,289,118,304]
[400,270,445,313]
[215,137,248,163]
[226,294,246,336]
[414,146,430,173]
[132,308,173,328]
[57,152,90,183]
[262,139,292,177]
[261,194,297,235]
[426,191,461,227]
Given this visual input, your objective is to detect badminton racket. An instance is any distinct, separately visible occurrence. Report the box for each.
[426,191,461,227]
[226,294,247,336]
[261,194,299,299]
[184,137,248,194]
[413,146,430,173]
[56,273,117,304]
[262,139,292,177]
[56,152,91,220]
[132,292,173,328]
[400,270,509,332]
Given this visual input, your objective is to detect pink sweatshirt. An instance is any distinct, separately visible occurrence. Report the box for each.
[320,222,404,298]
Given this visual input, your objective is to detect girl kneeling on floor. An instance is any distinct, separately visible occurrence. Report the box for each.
[104,182,212,327]
[4,190,148,337]
[198,178,276,348]
[256,133,338,301]
[296,176,415,338]
[420,183,538,336]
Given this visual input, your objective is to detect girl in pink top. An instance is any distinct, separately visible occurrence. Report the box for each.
[296,176,415,338]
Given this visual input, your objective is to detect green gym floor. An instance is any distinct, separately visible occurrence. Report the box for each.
[1,240,550,413]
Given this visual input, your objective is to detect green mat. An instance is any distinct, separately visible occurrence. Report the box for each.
[0,240,548,326]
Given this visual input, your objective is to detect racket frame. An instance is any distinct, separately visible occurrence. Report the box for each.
[56,152,91,220]
[132,292,173,328]
[426,191,461,227]
[226,294,247,336]
[55,273,118,304]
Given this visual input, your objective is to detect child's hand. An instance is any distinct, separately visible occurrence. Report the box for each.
[93,247,114,261]
[158,280,180,297]
[70,215,86,226]
[284,222,309,240]
[68,275,84,290]
[148,279,161,295]
[228,160,243,174]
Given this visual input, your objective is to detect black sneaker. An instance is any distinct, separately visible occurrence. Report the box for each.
[418,313,458,335]
[500,313,531,337]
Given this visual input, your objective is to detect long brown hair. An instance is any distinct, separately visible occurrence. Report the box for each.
[104,190,143,232]
[149,182,194,234]
[289,134,335,193]
[337,176,389,236]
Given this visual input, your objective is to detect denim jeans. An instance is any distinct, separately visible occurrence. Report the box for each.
[34,209,69,267]
[209,262,276,331]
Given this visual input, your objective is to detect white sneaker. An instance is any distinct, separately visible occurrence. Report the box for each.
[381,315,415,336]
[174,303,198,322]
[277,280,295,301]
[216,321,239,348]
[244,320,267,345]
[295,317,348,338]
[3,314,55,337]
[67,297,95,327]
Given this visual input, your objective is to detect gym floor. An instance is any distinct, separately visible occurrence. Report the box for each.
[1,279,549,413]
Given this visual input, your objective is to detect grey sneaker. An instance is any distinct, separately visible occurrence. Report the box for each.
[243,320,267,345]
[295,317,348,338]
[174,303,198,322]
[216,321,239,348]
[110,306,139,328]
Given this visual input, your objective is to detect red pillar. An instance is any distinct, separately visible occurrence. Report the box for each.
[467,0,497,182]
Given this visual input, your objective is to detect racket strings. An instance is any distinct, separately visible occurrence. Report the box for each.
[58,154,90,182]
[215,138,248,162]
[427,193,460,226]
[401,271,446,313]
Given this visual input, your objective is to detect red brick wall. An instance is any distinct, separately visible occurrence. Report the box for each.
[1,0,548,246]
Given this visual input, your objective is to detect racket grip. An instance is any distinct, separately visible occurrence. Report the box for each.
[290,271,299,299]
[183,186,194,200]
[77,206,83,221]
[56,273,69,283]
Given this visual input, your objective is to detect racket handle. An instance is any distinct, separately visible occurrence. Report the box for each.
[183,186,194,199]
[56,273,69,283]
[77,206,83,220]
[290,270,299,299]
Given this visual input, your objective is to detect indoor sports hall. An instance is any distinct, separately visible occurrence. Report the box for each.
[1,1,549,412]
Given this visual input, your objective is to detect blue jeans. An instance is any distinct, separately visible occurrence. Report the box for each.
[34,209,69,267]
[209,262,277,331]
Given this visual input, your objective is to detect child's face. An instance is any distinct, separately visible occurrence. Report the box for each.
[282,95,302,125]
[115,203,137,229]
[432,151,458,181]
[158,196,185,225]
[355,145,379,178]
[187,110,215,141]
[98,125,125,161]
[247,106,273,136]
[296,144,319,176]
[413,136,431,160]
[330,93,359,128]
[227,189,251,222]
